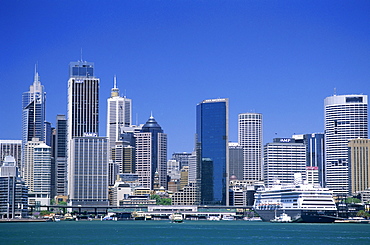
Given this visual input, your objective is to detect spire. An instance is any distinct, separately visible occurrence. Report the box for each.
[32,63,41,92]
[110,75,119,97]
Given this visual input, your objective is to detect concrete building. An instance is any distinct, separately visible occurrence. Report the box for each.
[324,94,368,195]
[68,136,109,206]
[228,142,243,181]
[23,138,51,206]
[263,138,306,187]
[348,139,370,195]
[0,156,28,219]
[196,98,229,205]
[238,113,262,181]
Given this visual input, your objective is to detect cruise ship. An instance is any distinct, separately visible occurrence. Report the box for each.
[253,181,338,223]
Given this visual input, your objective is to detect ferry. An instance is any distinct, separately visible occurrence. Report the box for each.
[253,181,337,223]
[170,212,183,223]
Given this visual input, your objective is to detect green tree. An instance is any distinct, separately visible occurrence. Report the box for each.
[344,197,361,204]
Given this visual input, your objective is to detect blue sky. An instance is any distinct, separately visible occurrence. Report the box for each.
[1,1,369,156]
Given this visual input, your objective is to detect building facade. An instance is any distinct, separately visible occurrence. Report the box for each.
[68,136,109,206]
[293,133,325,187]
[196,98,229,205]
[324,94,368,195]
[228,142,244,181]
[135,116,167,190]
[238,113,263,181]
[0,140,22,173]
[106,76,132,156]
[0,156,28,219]
[22,70,46,171]
[263,138,306,187]
[23,138,51,206]
[54,115,67,197]
[348,139,370,195]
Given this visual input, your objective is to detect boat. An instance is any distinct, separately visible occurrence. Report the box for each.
[253,176,338,223]
[170,212,183,223]
[244,216,262,222]
[270,212,292,223]
[221,215,234,221]
[132,211,146,220]
[207,215,221,221]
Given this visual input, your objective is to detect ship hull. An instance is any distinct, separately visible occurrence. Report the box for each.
[255,209,337,223]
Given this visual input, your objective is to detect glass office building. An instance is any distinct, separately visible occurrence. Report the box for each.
[196,98,229,205]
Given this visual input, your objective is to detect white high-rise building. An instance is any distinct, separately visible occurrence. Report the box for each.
[68,136,109,206]
[24,138,51,205]
[324,94,368,196]
[106,76,132,155]
[238,113,262,181]
[264,138,306,187]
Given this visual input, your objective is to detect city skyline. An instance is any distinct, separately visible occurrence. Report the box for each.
[1,1,370,156]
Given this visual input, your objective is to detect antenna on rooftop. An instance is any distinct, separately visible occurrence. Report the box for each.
[334,87,337,96]
[80,48,83,62]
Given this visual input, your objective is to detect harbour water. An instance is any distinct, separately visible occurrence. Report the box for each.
[1,220,370,244]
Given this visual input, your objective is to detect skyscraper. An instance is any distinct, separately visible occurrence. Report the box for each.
[324,94,368,195]
[54,115,67,196]
[196,98,229,205]
[22,69,46,171]
[238,113,262,181]
[67,61,99,140]
[67,60,105,205]
[135,115,167,190]
[106,76,132,155]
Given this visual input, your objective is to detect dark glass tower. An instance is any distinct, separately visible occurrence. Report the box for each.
[196,99,229,205]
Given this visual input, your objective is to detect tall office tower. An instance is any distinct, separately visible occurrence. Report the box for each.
[196,98,229,205]
[106,76,132,156]
[171,152,192,168]
[112,132,136,174]
[68,136,109,206]
[0,156,28,219]
[263,138,306,187]
[0,140,22,172]
[54,115,67,196]
[67,60,100,203]
[135,115,167,190]
[324,94,368,196]
[348,139,370,195]
[22,69,46,170]
[238,113,262,181]
[293,133,325,187]
[67,61,99,140]
[24,138,51,205]
[228,142,244,180]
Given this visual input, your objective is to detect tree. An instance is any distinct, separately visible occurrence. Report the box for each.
[344,197,361,204]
